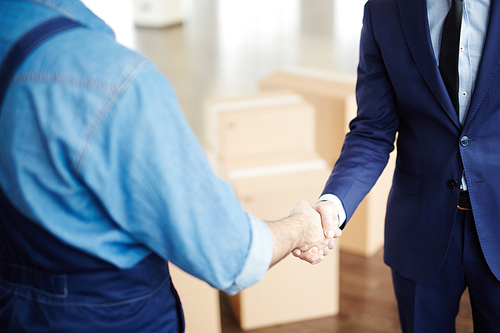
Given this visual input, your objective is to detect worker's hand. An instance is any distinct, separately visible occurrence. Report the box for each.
[292,200,342,263]
[288,200,335,265]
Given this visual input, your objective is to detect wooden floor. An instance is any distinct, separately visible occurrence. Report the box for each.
[221,249,474,333]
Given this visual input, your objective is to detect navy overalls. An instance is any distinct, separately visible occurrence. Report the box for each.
[0,17,184,332]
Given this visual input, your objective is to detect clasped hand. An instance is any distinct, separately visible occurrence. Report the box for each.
[290,200,342,265]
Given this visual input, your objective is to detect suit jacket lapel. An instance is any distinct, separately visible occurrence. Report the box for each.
[464,0,500,129]
[398,0,461,128]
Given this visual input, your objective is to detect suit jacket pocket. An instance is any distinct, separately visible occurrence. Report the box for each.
[392,169,420,196]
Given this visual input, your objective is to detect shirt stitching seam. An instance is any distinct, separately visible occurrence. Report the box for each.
[0,275,169,307]
[12,72,117,93]
[72,58,150,173]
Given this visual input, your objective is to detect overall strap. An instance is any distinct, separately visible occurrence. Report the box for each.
[0,16,84,109]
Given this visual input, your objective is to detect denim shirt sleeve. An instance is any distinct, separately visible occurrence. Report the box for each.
[225,214,272,295]
[77,61,272,293]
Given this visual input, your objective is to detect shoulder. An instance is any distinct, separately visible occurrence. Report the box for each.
[362,0,403,39]
[365,0,400,17]
[367,0,399,8]
[22,25,152,94]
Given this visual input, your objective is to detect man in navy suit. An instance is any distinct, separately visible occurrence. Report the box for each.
[297,0,500,331]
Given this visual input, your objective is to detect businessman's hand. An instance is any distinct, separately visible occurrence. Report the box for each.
[292,200,342,263]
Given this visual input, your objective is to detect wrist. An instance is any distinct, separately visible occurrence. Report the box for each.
[268,216,302,249]
[317,194,346,228]
[266,215,305,266]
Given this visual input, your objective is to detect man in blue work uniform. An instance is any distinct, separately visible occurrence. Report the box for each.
[0,1,337,331]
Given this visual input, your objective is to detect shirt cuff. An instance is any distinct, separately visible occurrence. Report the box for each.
[317,194,346,228]
[224,214,272,295]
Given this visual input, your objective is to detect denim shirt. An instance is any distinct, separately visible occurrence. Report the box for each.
[0,0,272,295]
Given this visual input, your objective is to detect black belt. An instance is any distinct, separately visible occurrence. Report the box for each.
[457,190,472,211]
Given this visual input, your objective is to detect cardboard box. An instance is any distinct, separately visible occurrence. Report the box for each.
[169,264,221,333]
[225,250,339,331]
[259,68,357,167]
[225,163,340,330]
[204,90,316,172]
[229,157,330,213]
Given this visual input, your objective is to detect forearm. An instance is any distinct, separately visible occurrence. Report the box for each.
[266,215,307,267]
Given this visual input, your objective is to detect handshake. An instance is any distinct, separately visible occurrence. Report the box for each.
[266,200,342,267]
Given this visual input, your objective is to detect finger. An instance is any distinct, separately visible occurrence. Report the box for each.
[297,251,314,262]
[314,250,324,264]
[296,247,321,263]
[333,226,342,238]
[314,204,336,238]
[292,249,302,257]
[305,250,323,264]
[307,257,322,265]
[308,247,319,255]
[327,238,336,250]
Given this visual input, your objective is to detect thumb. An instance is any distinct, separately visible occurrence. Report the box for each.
[314,203,337,238]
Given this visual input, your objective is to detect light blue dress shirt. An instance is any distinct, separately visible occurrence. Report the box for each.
[0,0,272,295]
[429,0,490,191]
[428,0,490,126]
[321,0,490,226]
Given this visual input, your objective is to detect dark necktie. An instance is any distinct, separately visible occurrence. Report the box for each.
[439,0,463,114]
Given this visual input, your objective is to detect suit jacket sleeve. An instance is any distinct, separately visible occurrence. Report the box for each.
[321,1,398,224]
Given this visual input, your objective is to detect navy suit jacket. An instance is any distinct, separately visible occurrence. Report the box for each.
[323,0,500,282]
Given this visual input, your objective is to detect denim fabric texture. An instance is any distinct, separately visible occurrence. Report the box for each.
[0,0,272,294]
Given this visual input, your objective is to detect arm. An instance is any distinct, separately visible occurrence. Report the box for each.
[295,4,397,261]
[321,1,398,222]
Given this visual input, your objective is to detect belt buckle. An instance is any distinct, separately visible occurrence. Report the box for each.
[457,190,472,211]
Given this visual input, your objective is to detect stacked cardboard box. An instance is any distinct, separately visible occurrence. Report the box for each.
[259,68,396,257]
[259,68,358,166]
[204,90,340,330]
[205,90,316,173]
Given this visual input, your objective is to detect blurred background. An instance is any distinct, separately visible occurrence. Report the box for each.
[80,0,364,144]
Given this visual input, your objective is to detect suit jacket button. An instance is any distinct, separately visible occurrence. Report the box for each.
[460,136,470,147]
[447,179,458,189]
